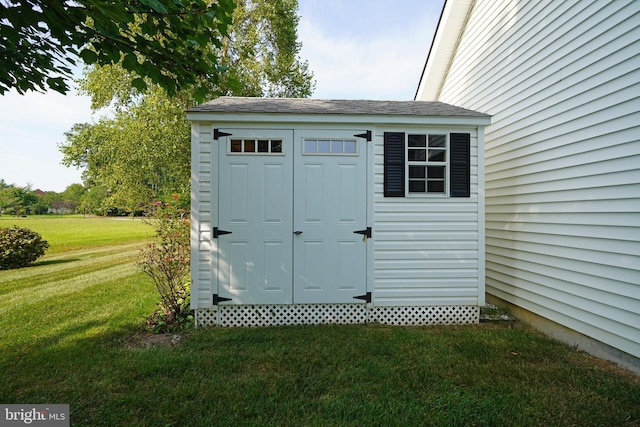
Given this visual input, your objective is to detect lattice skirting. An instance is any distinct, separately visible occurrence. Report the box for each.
[196,304,479,327]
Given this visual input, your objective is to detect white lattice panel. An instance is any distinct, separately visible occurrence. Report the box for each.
[195,307,218,327]
[196,305,479,327]
[369,305,479,325]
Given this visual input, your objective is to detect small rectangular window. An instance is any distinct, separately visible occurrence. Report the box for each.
[258,140,269,152]
[407,134,447,194]
[303,139,358,155]
[230,139,242,152]
[318,140,330,153]
[228,139,284,155]
[244,139,256,152]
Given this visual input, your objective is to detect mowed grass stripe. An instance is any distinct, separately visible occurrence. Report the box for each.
[2,272,155,354]
[0,243,144,294]
[0,250,142,315]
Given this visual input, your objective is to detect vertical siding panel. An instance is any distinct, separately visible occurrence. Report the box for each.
[191,123,215,309]
[428,0,640,358]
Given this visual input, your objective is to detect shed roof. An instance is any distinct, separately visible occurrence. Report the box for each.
[187,96,489,118]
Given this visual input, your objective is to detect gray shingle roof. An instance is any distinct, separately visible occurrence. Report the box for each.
[187,97,489,117]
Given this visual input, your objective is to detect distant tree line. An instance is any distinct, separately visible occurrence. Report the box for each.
[0,179,125,216]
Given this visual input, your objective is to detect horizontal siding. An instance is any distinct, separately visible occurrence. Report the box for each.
[373,129,481,306]
[431,0,640,357]
[191,123,215,309]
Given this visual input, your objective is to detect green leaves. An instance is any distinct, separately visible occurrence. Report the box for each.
[60,0,315,213]
[0,226,49,270]
[0,0,236,99]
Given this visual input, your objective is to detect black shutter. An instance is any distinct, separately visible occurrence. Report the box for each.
[450,133,471,197]
[384,132,405,197]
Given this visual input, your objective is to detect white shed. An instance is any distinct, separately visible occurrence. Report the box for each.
[187,97,490,327]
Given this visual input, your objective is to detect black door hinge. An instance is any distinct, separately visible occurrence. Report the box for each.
[214,129,232,140]
[353,227,372,238]
[213,294,232,305]
[353,292,371,303]
[354,130,372,141]
[213,227,232,238]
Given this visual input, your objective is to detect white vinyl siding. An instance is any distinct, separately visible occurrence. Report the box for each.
[190,123,216,309]
[423,0,640,357]
[373,128,484,306]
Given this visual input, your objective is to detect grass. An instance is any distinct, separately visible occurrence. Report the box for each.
[0,214,152,254]
[1,215,639,426]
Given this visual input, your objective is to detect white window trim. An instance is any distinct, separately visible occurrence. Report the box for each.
[301,138,360,156]
[406,133,449,197]
[227,138,285,155]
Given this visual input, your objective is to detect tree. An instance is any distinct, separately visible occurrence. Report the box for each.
[0,184,37,215]
[61,0,314,211]
[0,0,235,101]
[62,83,191,211]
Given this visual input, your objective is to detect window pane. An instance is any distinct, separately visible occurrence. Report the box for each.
[429,149,445,162]
[427,181,445,193]
[331,140,343,153]
[344,140,356,153]
[408,149,426,161]
[304,140,316,153]
[271,140,282,153]
[429,135,446,147]
[258,140,269,152]
[409,166,426,178]
[244,139,256,152]
[230,140,242,152]
[408,134,426,147]
[428,166,445,179]
[318,140,330,153]
[409,181,426,193]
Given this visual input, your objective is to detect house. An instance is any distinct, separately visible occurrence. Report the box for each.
[187,97,490,327]
[416,0,640,371]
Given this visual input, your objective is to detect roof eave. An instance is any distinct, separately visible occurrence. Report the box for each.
[414,0,475,101]
[185,111,491,127]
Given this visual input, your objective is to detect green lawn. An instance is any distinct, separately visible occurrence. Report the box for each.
[0,214,153,254]
[1,215,639,426]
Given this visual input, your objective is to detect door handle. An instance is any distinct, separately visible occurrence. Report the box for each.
[293,231,303,235]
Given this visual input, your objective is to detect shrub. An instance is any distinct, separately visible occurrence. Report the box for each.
[138,195,192,332]
[0,226,49,270]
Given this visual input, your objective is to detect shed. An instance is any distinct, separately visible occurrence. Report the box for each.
[187,97,491,327]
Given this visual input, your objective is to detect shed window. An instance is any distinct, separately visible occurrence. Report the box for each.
[229,139,283,154]
[407,134,447,194]
[303,139,358,155]
[384,132,471,198]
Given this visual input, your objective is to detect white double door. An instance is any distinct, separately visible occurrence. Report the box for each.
[217,129,367,304]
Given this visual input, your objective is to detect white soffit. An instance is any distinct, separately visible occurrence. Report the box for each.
[415,0,475,101]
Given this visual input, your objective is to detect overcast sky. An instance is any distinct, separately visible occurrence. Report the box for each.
[0,0,443,193]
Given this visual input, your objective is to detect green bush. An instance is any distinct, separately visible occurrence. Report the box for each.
[138,195,192,332]
[0,226,49,269]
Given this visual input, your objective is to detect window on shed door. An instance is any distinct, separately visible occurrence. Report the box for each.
[229,139,283,154]
[407,134,447,194]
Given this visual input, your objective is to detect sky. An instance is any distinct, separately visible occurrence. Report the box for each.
[0,0,443,193]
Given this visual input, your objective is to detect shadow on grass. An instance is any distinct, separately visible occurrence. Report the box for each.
[2,321,640,427]
[34,258,80,267]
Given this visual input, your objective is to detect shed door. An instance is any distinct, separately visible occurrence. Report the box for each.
[218,130,293,304]
[293,130,368,303]
[217,129,367,305]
